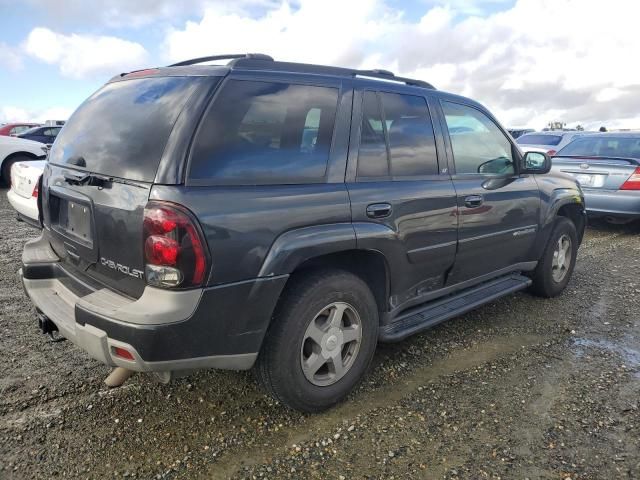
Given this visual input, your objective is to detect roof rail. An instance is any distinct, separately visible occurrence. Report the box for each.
[168,53,273,67]
[354,69,434,89]
[168,54,435,90]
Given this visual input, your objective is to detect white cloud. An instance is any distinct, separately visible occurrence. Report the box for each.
[24,27,148,79]
[21,0,281,28]
[0,105,73,124]
[164,0,640,129]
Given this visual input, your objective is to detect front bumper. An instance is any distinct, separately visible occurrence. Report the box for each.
[20,234,288,372]
[583,188,640,218]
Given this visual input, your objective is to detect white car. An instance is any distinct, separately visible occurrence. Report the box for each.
[1,134,48,185]
[516,131,583,156]
[7,160,46,226]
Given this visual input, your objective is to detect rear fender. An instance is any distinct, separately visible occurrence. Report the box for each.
[534,187,586,258]
[258,223,357,277]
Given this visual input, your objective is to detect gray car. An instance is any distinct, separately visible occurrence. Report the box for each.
[551,132,640,221]
[517,131,582,156]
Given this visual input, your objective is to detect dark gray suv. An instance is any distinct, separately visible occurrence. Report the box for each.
[20,54,586,412]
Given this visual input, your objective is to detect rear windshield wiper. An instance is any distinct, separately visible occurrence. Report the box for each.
[63,171,144,188]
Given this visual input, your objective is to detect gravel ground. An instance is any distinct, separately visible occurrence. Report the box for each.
[0,187,639,480]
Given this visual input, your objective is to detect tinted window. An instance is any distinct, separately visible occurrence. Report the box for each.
[517,134,562,146]
[357,91,388,178]
[49,76,206,182]
[381,92,438,176]
[189,80,338,184]
[557,136,640,159]
[443,102,514,175]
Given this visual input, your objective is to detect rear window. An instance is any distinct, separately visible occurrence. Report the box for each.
[189,80,339,185]
[49,76,206,182]
[557,136,640,159]
[517,134,562,146]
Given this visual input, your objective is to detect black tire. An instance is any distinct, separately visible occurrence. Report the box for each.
[530,217,578,298]
[1,155,29,187]
[255,269,379,413]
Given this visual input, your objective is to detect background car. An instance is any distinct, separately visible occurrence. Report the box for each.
[0,122,41,137]
[508,128,535,139]
[551,132,640,222]
[0,134,48,185]
[517,131,582,155]
[7,160,45,226]
[18,126,62,144]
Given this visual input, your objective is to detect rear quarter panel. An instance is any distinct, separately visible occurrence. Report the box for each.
[149,184,352,285]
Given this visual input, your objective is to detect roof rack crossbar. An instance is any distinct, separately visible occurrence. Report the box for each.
[168,53,273,67]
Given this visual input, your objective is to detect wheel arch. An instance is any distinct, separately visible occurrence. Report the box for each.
[1,150,42,168]
[285,249,390,315]
[535,189,586,259]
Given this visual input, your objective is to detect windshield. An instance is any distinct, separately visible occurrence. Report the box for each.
[557,136,640,159]
[19,127,41,136]
[517,134,562,146]
[49,76,206,182]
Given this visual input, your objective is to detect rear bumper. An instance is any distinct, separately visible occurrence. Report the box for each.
[7,189,40,226]
[583,188,640,218]
[20,234,288,372]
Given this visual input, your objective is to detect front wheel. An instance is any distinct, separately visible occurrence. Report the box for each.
[255,270,379,413]
[530,217,578,298]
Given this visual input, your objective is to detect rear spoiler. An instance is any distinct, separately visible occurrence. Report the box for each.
[552,155,640,166]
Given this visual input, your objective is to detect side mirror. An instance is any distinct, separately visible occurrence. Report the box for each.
[521,151,551,174]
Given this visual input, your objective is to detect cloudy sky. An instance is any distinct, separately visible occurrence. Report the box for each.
[0,0,638,130]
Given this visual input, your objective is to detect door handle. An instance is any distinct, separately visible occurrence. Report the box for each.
[464,195,484,208]
[366,203,392,219]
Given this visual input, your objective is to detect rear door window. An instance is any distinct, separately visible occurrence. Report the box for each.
[189,80,339,184]
[357,91,389,178]
[356,91,438,180]
[381,92,438,177]
[49,76,207,182]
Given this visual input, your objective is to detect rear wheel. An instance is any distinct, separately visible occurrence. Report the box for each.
[255,269,378,412]
[530,217,578,297]
[1,155,29,187]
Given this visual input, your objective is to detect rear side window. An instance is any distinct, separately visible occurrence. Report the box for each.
[49,76,206,182]
[189,80,339,184]
[357,91,438,179]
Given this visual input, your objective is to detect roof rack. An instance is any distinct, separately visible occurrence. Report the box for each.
[353,69,433,88]
[168,53,273,67]
[167,54,435,89]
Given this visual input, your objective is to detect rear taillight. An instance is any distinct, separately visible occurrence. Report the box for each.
[143,202,209,288]
[547,149,557,156]
[620,167,640,190]
[32,177,40,198]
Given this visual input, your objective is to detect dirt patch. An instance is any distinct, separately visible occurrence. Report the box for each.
[0,191,639,479]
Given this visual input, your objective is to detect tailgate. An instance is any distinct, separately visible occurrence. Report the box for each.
[551,157,639,190]
[43,164,151,298]
[39,75,215,298]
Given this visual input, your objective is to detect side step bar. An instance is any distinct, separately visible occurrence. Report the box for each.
[379,274,532,342]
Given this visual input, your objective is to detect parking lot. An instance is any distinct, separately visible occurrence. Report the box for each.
[0,188,638,479]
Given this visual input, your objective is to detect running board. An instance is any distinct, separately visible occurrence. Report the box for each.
[379,274,532,342]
